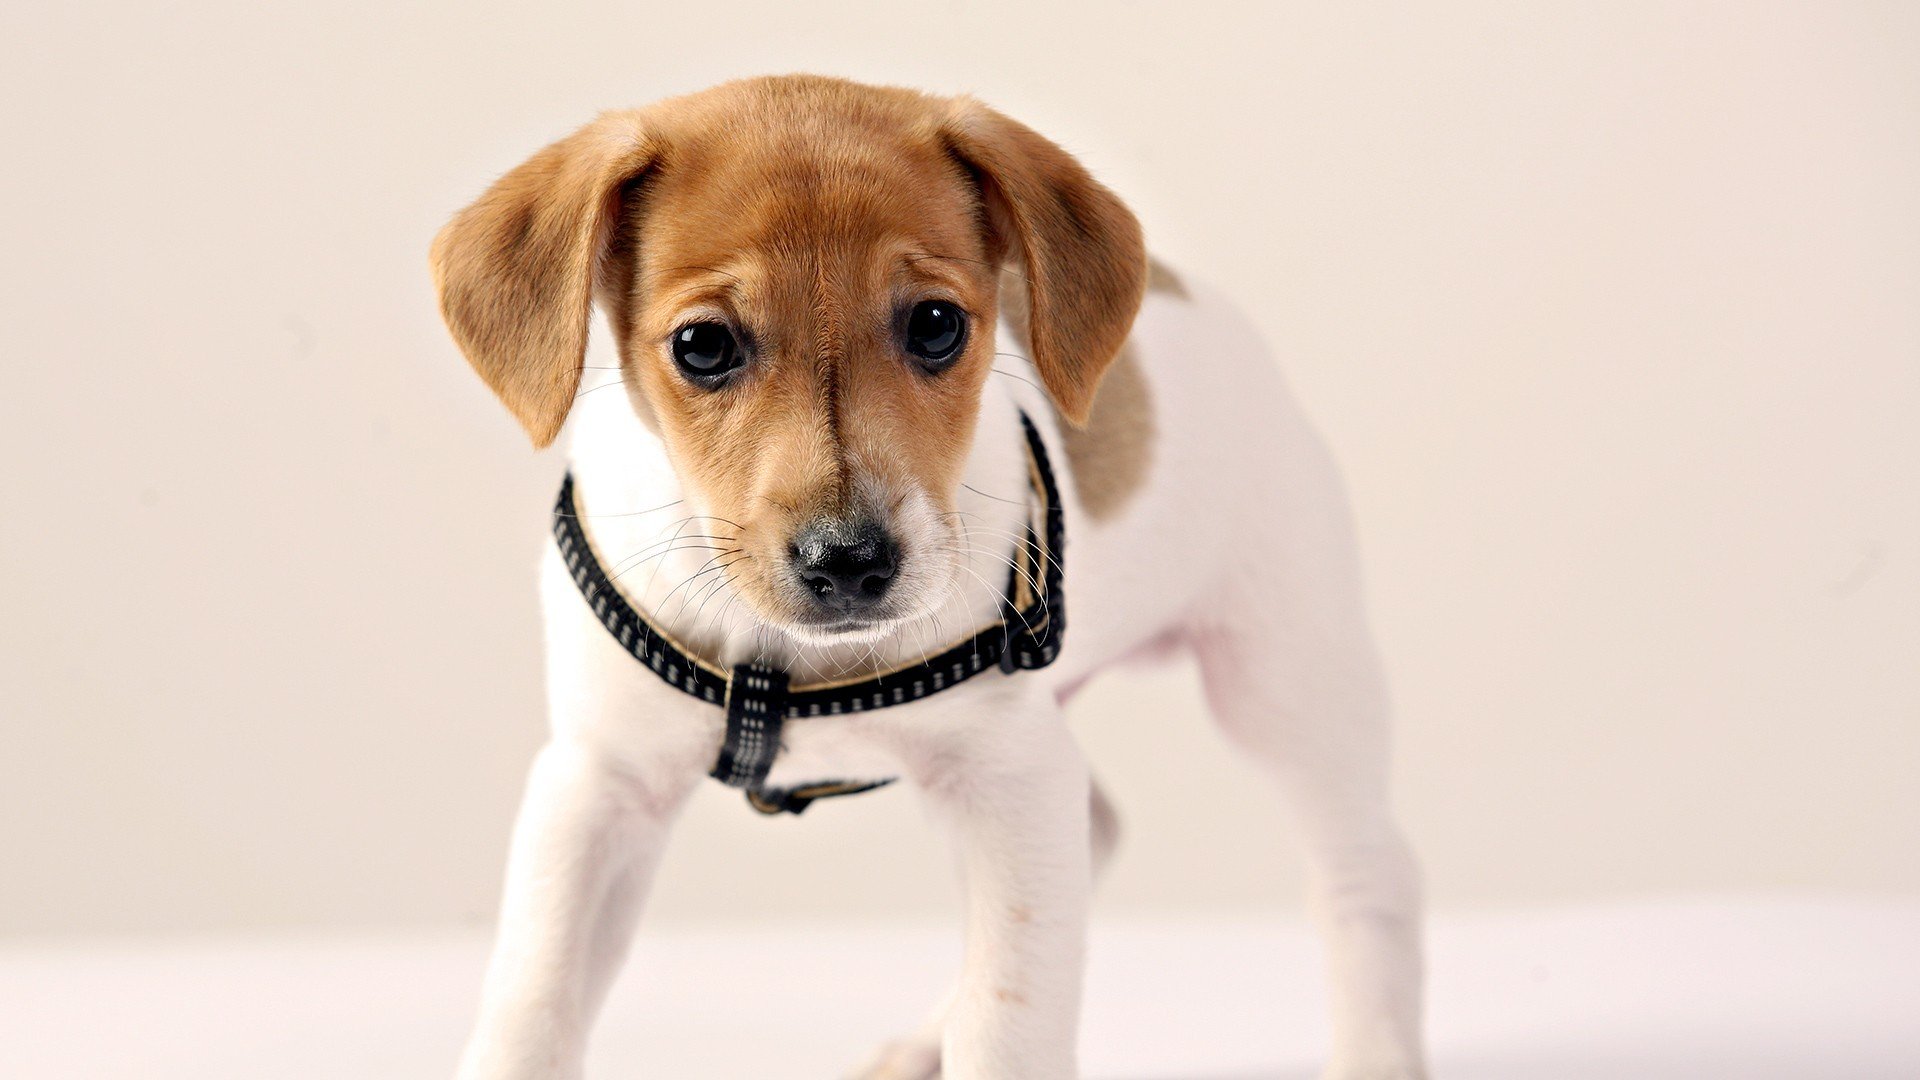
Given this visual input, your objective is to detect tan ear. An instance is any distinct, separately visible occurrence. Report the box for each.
[942,100,1147,425]
[430,112,656,447]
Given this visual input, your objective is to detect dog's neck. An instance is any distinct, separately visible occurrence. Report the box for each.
[564,357,1039,685]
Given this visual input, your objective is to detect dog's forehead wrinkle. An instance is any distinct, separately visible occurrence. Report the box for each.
[642,179,989,332]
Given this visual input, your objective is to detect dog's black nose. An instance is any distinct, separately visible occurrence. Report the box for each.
[792,521,898,612]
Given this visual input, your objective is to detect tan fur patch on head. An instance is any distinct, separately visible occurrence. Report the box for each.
[606,78,1003,632]
[1059,342,1156,520]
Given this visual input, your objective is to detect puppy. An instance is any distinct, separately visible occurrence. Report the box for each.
[432,75,1425,1080]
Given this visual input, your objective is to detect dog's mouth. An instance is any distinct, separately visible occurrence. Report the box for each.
[780,611,914,646]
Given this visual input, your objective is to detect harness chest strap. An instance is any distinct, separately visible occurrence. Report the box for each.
[551,411,1066,815]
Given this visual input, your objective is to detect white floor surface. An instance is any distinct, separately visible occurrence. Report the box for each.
[1,897,1914,1079]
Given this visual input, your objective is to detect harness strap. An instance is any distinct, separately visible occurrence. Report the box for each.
[712,662,788,790]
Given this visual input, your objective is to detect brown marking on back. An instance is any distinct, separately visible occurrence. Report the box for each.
[1146,255,1191,299]
[1059,342,1156,520]
[1002,265,1158,521]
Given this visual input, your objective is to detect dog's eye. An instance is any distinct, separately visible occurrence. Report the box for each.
[670,322,742,381]
[904,300,966,368]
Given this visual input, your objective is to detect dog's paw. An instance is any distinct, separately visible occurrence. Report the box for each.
[844,1036,941,1080]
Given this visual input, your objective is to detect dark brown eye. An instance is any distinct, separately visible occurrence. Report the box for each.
[671,322,742,381]
[904,300,966,369]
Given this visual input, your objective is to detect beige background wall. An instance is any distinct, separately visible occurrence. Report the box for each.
[2,1,1915,938]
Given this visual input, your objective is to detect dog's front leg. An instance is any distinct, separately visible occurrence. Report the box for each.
[457,739,692,1080]
[912,695,1092,1080]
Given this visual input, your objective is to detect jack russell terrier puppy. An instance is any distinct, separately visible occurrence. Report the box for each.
[432,74,1425,1080]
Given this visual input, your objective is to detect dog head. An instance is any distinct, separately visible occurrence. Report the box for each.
[432,76,1144,643]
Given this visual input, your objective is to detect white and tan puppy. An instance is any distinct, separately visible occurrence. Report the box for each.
[432,75,1425,1080]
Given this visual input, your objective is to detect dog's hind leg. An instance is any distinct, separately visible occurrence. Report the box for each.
[1188,560,1427,1079]
[845,777,1119,1080]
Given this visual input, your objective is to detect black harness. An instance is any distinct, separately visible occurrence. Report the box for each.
[551,411,1067,815]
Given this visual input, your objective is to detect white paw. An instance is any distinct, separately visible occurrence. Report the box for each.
[845,1036,941,1080]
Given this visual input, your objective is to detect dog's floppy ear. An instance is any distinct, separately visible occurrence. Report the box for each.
[942,100,1147,425]
[430,112,656,448]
